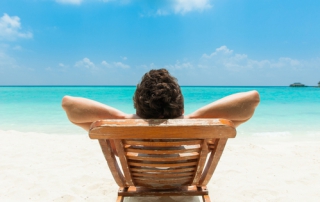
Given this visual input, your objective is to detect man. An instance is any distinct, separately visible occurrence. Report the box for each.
[62,69,260,131]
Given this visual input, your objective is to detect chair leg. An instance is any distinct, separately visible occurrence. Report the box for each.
[116,195,124,202]
[202,194,211,202]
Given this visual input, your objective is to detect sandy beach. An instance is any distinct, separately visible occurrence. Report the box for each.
[1,130,320,202]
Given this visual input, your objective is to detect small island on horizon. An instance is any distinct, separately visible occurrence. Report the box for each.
[289,81,320,87]
[289,82,306,87]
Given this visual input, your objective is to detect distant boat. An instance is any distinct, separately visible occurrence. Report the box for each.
[318,81,320,87]
[289,82,306,87]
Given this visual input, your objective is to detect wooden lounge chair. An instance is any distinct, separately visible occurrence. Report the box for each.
[89,119,236,202]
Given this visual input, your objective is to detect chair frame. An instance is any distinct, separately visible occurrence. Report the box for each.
[89,119,236,202]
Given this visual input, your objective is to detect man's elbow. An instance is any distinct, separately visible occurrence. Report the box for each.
[249,90,260,107]
[61,95,73,111]
[61,96,78,124]
[241,90,260,121]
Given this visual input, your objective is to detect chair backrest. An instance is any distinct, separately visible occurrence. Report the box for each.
[89,119,236,189]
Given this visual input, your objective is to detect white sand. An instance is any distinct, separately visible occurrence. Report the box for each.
[1,130,320,202]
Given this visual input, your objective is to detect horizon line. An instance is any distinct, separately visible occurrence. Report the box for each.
[1,85,318,87]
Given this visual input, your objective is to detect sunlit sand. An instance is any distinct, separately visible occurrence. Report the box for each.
[1,130,319,201]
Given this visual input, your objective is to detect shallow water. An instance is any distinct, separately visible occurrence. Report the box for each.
[1,86,319,136]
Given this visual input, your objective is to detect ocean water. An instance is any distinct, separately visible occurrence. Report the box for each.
[1,86,320,137]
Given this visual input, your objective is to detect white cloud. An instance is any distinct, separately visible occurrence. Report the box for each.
[55,0,82,5]
[202,46,233,59]
[199,45,311,73]
[200,46,248,71]
[133,46,314,85]
[271,57,300,68]
[56,0,131,5]
[12,45,22,50]
[56,0,211,15]
[101,60,111,68]
[0,50,18,70]
[101,0,114,2]
[151,0,212,16]
[155,9,169,16]
[45,67,52,71]
[173,0,212,14]
[102,60,130,68]
[164,60,193,70]
[75,57,96,69]
[139,63,158,70]
[0,13,32,41]
[114,62,130,69]
[201,46,265,70]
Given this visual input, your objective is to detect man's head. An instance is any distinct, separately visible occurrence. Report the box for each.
[133,68,184,119]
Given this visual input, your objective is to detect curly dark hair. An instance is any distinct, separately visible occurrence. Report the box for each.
[133,69,184,119]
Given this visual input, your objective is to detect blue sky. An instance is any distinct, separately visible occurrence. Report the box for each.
[0,0,319,86]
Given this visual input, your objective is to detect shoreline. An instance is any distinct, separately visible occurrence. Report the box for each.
[2,128,320,138]
[1,131,320,201]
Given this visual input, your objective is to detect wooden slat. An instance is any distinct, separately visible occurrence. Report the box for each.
[91,126,235,139]
[91,119,234,128]
[131,173,195,178]
[134,178,192,185]
[125,138,197,142]
[192,139,209,185]
[116,195,124,202]
[208,145,216,150]
[131,172,193,178]
[89,119,237,201]
[208,139,216,151]
[125,148,200,154]
[133,175,192,181]
[126,152,199,157]
[98,139,125,187]
[118,185,209,197]
[126,155,199,162]
[130,167,196,173]
[203,194,211,202]
[124,140,202,146]
[114,140,134,186]
[128,161,197,168]
[89,119,236,139]
[127,144,200,149]
[199,138,228,185]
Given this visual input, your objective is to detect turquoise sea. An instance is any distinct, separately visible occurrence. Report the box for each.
[1,86,320,137]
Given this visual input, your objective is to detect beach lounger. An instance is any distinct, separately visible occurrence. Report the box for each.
[89,119,236,202]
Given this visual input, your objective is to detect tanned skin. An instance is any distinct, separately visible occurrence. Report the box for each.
[62,90,260,132]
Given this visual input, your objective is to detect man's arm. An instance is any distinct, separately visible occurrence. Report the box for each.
[185,90,260,127]
[61,96,136,131]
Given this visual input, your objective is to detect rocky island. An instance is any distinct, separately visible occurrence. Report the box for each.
[289,82,306,87]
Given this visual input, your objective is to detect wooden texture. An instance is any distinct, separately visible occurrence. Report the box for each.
[117,186,209,197]
[199,138,228,185]
[89,119,236,201]
[89,119,236,139]
[98,139,125,187]
[114,140,134,186]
